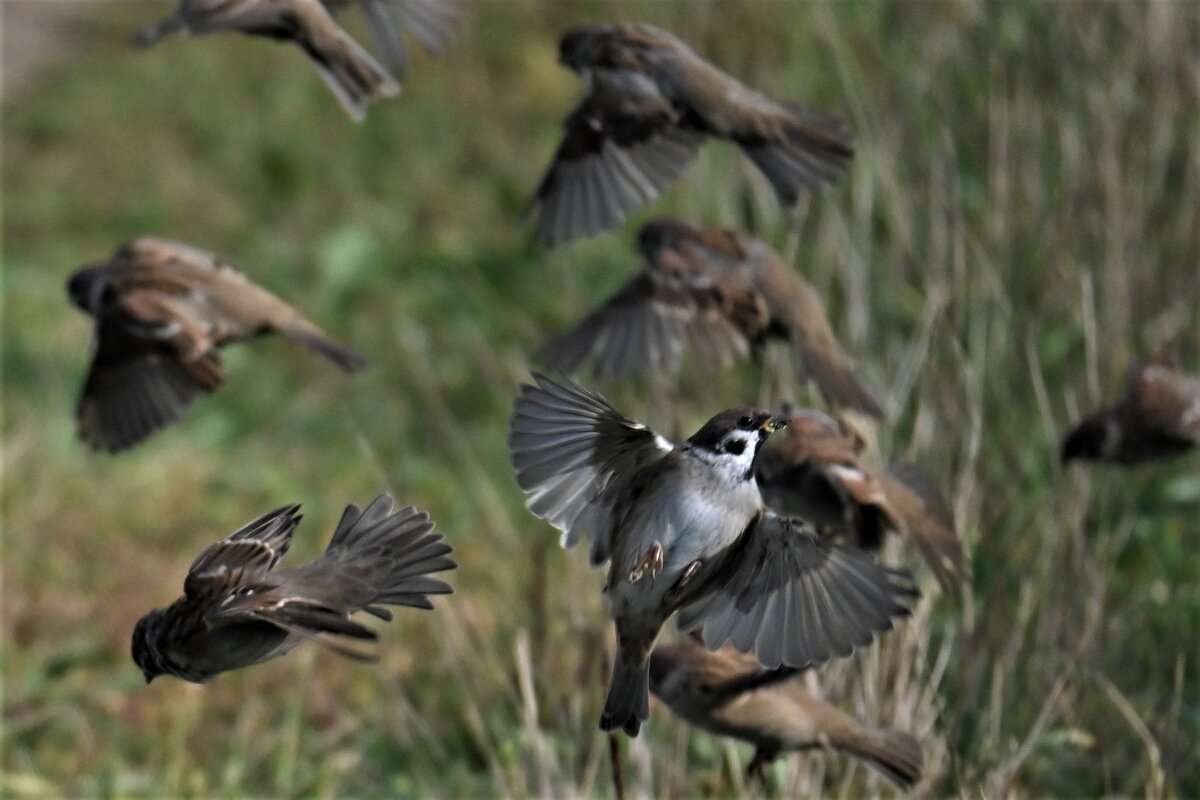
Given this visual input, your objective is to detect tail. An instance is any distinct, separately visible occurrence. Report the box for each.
[277,323,370,373]
[324,494,456,615]
[839,727,923,790]
[798,343,884,419]
[740,104,854,205]
[299,27,400,122]
[600,650,650,737]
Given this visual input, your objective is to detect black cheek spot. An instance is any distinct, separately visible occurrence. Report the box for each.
[725,440,746,456]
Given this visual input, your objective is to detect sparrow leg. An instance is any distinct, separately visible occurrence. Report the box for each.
[627,542,664,584]
[664,559,703,603]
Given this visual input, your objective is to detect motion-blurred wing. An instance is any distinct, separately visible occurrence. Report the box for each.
[529,72,702,246]
[879,461,966,593]
[184,503,302,599]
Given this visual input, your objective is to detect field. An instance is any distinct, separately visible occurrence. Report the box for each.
[3,1,1199,796]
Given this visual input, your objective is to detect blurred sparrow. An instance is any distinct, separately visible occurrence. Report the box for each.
[509,373,915,736]
[649,641,923,789]
[135,0,400,121]
[132,493,455,683]
[67,237,368,453]
[539,218,882,419]
[322,0,463,77]
[756,408,965,593]
[527,23,853,246]
[1062,359,1200,465]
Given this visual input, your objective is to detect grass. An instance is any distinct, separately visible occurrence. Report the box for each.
[3,0,1200,796]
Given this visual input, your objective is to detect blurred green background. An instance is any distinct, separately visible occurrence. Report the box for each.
[3,1,1199,796]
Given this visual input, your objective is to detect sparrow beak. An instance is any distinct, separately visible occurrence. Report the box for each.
[760,415,789,433]
[143,670,156,684]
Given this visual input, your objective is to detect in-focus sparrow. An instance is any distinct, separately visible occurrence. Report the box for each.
[322,0,463,78]
[509,373,915,736]
[1062,359,1200,465]
[132,493,455,683]
[756,408,965,593]
[67,237,368,453]
[539,218,882,419]
[649,641,923,789]
[527,24,853,246]
[135,0,400,122]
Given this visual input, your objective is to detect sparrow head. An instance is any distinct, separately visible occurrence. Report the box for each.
[130,609,167,684]
[66,265,116,315]
[637,218,701,262]
[685,408,788,476]
[1061,413,1118,463]
[559,27,609,72]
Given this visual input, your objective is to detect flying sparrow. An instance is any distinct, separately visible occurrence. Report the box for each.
[67,236,368,453]
[509,373,915,736]
[756,408,965,594]
[321,0,463,78]
[539,218,882,419]
[650,641,923,789]
[135,0,400,122]
[526,24,853,246]
[132,493,455,683]
[1062,359,1200,465]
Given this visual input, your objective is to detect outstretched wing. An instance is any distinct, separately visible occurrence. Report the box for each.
[184,504,303,600]
[536,267,753,380]
[529,71,702,246]
[676,511,916,669]
[509,373,674,563]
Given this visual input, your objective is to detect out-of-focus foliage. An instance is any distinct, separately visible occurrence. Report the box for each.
[3,1,1199,796]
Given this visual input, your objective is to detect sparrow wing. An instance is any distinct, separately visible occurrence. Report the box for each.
[651,42,853,204]
[392,0,462,55]
[184,504,302,600]
[529,71,703,246]
[879,461,966,593]
[675,512,916,669]
[76,314,217,453]
[510,372,674,563]
[536,264,752,380]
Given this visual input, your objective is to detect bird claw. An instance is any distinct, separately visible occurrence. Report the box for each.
[628,542,664,584]
[664,559,703,604]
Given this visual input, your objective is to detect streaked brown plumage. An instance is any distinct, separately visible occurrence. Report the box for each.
[67,237,368,452]
[649,641,923,789]
[538,219,882,419]
[510,373,916,736]
[756,408,965,593]
[1062,359,1200,465]
[131,493,455,683]
[528,24,853,246]
[321,0,463,77]
[135,0,400,122]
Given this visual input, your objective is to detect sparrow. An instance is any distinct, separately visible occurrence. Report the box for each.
[132,493,455,683]
[527,24,854,247]
[649,641,923,789]
[538,218,883,419]
[509,372,915,736]
[321,0,463,78]
[1061,359,1200,465]
[134,0,400,122]
[67,237,368,453]
[756,408,965,593]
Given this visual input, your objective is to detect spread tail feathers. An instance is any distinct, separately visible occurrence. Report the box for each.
[325,494,456,610]
[600,654,650,737]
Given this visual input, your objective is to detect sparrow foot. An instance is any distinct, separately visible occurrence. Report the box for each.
[628,542,664,584]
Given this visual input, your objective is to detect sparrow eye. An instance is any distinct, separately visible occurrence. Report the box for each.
[724,439,746,456]
[737,416,753,428]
